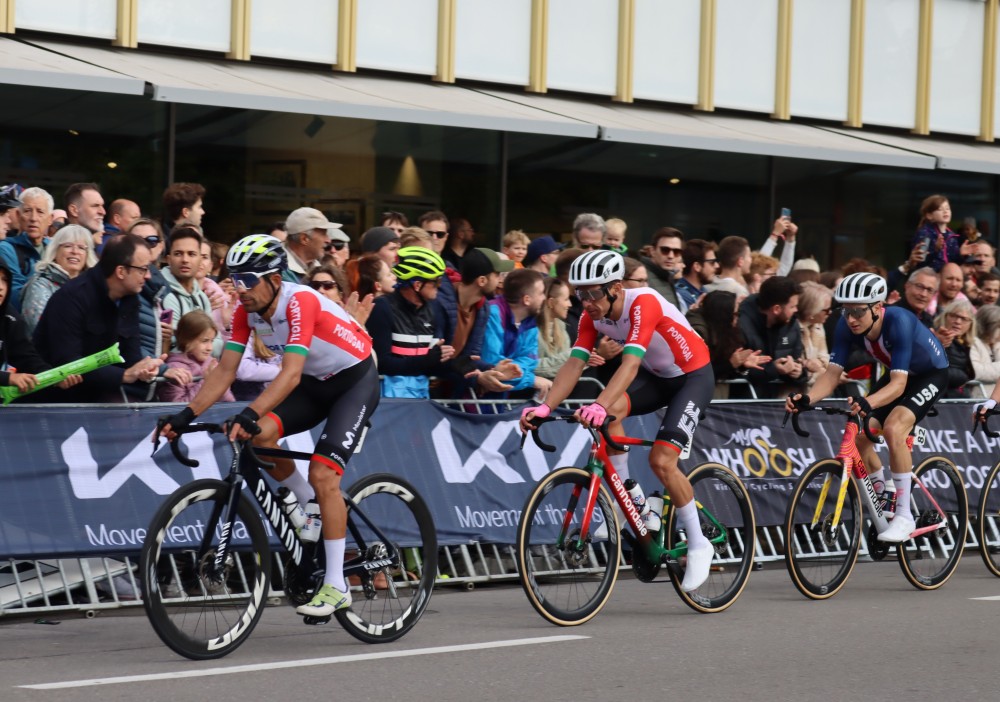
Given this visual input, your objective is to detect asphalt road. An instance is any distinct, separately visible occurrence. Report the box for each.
[2,558,999,702]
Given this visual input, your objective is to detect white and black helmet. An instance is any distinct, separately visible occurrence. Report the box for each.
[834,272,887,305]
[569,250,625,287]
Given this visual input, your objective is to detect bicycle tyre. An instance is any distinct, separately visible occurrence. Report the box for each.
[664,462,756,613]
[784,459,861,600]
[515,467,620,626]
[897,456,967,590]
[140,479,271,660]
[976,459,1000,577]
[335,473,437,644]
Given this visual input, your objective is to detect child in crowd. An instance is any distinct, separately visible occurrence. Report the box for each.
[502,229,530,268]
[158,310,234,403]
[603,218,628,255]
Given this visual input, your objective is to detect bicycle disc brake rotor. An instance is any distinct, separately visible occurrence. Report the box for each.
[196,549,234,591]
[563,529,590,567]
[915,510,943,532]
[702,523,725,556]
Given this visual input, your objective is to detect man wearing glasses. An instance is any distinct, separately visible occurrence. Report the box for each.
[640,226,684,308]
[572,213,606,251]
[893,267,938,328]
[675,239,719,312]
[158,234,379,619]
[33,234,165,402]
[417,210,450,257]
[787,272,947,543]
[282,207,346,283]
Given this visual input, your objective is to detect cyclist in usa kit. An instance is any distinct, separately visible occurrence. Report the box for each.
[785,272,948,543]
[157,234,379,618]
[519,249,717,592]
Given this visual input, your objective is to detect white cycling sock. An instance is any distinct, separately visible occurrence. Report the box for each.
[891,472,912,521]
[609,452,630,482]
[323,537,347,591]
[282,471,315,504]
[677,501,709,549]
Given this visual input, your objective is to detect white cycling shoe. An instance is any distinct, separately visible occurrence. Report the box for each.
[877,515,916,543]
[681,543,715,592]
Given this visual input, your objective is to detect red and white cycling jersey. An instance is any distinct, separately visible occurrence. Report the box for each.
[572,287,709,378]
[226,282,372,379]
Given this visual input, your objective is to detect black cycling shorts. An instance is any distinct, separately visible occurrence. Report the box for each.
[624,364,714,452]
[868,367,948,426]
[267,357,380,474]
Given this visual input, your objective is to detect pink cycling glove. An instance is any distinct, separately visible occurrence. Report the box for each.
[578,403,607,426]
[521,404,551,422]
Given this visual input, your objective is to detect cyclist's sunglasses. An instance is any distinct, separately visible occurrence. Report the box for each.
[231,270,277,291]
[577,286,609,302]
[841,305,872,320]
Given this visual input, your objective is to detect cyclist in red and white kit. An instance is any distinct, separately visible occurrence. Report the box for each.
[158,234,379,618]
[519,249,717,591]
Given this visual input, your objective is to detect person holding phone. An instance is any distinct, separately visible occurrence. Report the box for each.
[759,209,798,277]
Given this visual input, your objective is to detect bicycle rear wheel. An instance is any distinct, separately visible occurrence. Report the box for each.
[335,473,437,644]
[976,460,1000,577]
[664,463,756,613]
[515,467,619,626]
[897,456,967,590]
[784,459,861,600]
[140,479,270,660]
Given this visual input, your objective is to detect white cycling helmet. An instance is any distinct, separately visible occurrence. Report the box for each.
[569,250,625,287]
[834,272,887,305]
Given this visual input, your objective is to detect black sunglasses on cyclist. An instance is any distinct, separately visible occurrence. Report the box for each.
[309,280,339,292]
[577,286,608,302]
[841,306,872,320]
[231,271,274,291]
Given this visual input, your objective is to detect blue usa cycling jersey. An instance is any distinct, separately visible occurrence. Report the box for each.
[828,305,947,375]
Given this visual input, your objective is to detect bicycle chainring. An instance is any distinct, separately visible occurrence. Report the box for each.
[283,556,320,606]
[630,547,661,582]
[867,524,889,561]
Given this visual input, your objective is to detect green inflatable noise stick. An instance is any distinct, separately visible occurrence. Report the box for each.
[0,342,125,405]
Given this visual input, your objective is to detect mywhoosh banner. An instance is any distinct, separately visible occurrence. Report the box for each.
[0,400,993,559]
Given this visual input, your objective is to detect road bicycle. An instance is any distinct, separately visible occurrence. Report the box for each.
[141,421,437,660]
[515,415,755,626]
[972,408,1000,577]
[782,406,967,599]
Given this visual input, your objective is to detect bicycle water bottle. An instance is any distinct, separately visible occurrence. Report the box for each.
[881,481,897,519]
[644,491,663,532]
[277,487,307,529]
[300,500,322,542]
[623,479,650,516]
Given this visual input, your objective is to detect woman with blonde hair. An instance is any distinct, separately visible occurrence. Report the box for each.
[970,304,1000,398]
[796,281,833,389]
[934,298,978,397]
[536,277,572,380]
[21,224,97,333]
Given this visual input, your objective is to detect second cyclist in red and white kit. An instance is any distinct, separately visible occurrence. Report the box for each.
[519,250,717,591]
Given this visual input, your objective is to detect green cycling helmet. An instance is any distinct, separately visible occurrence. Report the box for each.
[393,246,446,282]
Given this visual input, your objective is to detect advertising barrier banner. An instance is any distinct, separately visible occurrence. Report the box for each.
[0,400,992,558]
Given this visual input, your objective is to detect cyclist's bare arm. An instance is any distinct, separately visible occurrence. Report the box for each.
[594,352,641,410]
[536,355,587,410]
[863,370,907,410]
[243,351,306,423]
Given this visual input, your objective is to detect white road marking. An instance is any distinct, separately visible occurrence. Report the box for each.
[969,595,1000,601]
[19,635,589,690]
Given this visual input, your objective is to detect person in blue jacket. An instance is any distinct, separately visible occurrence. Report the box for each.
[481,267,551,400]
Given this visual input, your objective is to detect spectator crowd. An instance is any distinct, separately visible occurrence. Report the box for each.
[1,183,998,406]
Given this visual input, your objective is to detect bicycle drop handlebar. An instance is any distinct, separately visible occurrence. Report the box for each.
[152,421,276,470]
[973,407,1000,439]
[782,403,880,443]
[520,414,627,453]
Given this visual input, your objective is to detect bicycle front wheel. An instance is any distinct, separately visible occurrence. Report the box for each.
[898,456,967,590]
[515,467,620,626]
[664,463,756,613]
[976,459,1000,577]
[784,459,861,600]
[336,473,437,644]
[140,479,271,660]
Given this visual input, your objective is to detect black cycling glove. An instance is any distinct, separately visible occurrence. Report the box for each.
[226,407,262,436]
[159,406,196,434]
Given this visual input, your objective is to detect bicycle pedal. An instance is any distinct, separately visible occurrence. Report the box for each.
[302,615,332,626]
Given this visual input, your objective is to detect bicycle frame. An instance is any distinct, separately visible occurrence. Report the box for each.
[812,418,950,541]
[567,433,729,566]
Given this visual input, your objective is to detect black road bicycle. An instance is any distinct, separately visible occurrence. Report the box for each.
[141,422,437,660]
